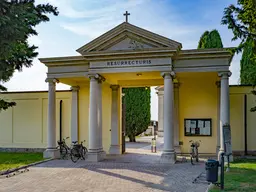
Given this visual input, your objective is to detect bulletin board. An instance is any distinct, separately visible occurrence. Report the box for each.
[184,118,212,136]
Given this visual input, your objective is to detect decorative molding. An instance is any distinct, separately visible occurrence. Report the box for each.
[76,22,181,54]
[88,73,99,80]
[215,81,221,88]
[174,82,180,88]
[45,78,59,84]
[218,71,232,78]
[110,85,120,90]
[128,39,144,50]
[87,73,105,83]
[70,86,80,92]
[161,71,175,79]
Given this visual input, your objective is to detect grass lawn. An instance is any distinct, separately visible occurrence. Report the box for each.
[0,152,44,172]
[209,158,256,192]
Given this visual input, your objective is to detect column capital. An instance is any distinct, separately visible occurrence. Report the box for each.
[70,86,80,92]
[88,73,105,83]
[110,85,120,90]
[215,81,221,88]
[98,76,106,83]
[161,71,176,79]
[157,90,164,96]
[45,78,59,84]
[218,71,232,78]
[174,82,180,88]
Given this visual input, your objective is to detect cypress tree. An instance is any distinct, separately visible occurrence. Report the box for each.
[197,31,210,49]
[240,38,255,85]
[208,30,223,48]
[197,30,223,49]
[123,87,151,142]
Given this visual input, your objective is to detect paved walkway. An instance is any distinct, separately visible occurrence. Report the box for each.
[0,139,210,192]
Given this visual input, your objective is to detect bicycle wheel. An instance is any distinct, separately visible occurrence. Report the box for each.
[195,149,199,162]
[81,147,88,160]
[70,147,80,163]
[190,155,194,165]
[60,146,68,159]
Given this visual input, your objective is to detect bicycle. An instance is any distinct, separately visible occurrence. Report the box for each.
[189,140,201,165]
[57,137,70,159]
[70,140,88,163]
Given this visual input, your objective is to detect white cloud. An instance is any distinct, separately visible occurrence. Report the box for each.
[36,0,148,19]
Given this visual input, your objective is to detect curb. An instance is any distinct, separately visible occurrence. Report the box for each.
[0,158,54,176]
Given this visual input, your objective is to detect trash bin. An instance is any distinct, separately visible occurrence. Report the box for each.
[205,159,219,183]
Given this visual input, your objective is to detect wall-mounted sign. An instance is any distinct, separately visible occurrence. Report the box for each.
[184,118,212,136]
[223,124,232,155]
[90,58,172,69]
[107,59,152,67]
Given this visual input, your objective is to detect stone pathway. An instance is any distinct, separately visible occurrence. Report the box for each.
[0,139,210,192]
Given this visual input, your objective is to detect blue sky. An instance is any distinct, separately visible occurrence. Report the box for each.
[4,0,241,120]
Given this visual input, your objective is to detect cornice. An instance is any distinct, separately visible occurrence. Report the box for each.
[39,56,88,67]
[76,22,182,54]
[176,48,234,61]
[83,48,176,59]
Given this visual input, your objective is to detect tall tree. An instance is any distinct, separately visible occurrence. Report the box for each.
[0,0,58,111]
[222,0,256,111]
[221,0,256,57]
[198,30,223,49]
[123,87,151,142]
[240,38,256,85]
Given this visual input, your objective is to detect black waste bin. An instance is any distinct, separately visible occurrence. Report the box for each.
[205,159,219,183]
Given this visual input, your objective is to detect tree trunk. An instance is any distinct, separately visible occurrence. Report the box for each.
[129,135,136,142]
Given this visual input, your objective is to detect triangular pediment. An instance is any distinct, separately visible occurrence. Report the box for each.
[76,22,182,54]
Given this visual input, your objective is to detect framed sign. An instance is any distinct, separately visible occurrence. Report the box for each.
[184,118,212,136]
[223,124,232,155]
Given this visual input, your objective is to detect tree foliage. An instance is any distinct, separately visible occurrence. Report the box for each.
[222,0,256,112]
[0,0,58,111]
[221,0,256,56]
[122,87,151,142]
[197,30,223,49]
[240,38,256,85]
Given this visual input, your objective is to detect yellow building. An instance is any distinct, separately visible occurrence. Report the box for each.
[0,21,255,163]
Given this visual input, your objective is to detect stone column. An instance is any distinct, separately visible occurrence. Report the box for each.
[87,74,105,162]
[174,82,180,153]
[160,72,176,164]
[218,72,232,160]
[70,86,79,143]
[109,85,121,154]
[157,88,164,137]
[216,81,220,154]
[43,78,60,159]
[97,77,105,152]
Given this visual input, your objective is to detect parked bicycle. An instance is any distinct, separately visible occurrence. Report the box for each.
[70,140,88,163]
[189,140,201,165]
[57,137,70,159]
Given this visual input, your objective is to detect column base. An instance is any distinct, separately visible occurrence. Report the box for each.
[86,150,106,162]
[160,151,176,164]
[109,145,121,155]
[216,146,220,155]
[157,130,164,137]
[43,149,60,159]
[218,150,234,163]
[174,146,181,154]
